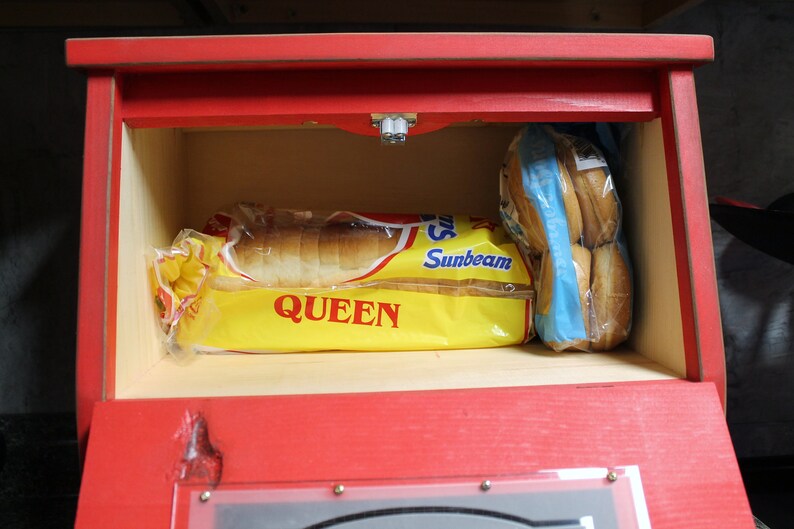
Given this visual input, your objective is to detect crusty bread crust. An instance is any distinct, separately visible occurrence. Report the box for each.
[559,144,619,249]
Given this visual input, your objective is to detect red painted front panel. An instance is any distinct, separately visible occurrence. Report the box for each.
[119,68,660,130]
[75,382,753,528]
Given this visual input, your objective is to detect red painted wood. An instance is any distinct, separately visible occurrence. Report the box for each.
[658,70,702,388]
[66,33,714,72]
[103,77,124,403]
[659,68,727,407]
[119,68,659,130]
[75,382,753,529]
[668,69,727,404]
[75,72,115,461]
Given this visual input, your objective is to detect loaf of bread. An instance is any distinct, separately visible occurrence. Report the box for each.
[206,205,535,301]
[152,205,536,355]
[234,223,399,288]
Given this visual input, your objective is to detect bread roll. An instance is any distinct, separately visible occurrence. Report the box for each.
[505,148,583,254]
[589,242,631,351]
[539,244,591,351]
[557,138,619,248]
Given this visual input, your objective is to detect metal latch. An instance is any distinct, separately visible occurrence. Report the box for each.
[371,113,417,144]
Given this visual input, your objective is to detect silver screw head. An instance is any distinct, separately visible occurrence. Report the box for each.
[333,484,345,495]
[607,471,618,482]
[199,490,212,502]
[480,480,492,491]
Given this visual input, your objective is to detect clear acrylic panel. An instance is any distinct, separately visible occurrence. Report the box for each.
[172,467,651,529]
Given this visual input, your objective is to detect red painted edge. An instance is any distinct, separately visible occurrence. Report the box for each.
[104,78,123,402]
[659,68,727,408]
[66,33,714,71]
[75,72,115,461]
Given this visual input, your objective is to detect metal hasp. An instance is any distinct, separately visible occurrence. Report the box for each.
[371,113,417,144]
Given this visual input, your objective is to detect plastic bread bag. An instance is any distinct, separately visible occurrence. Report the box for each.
[150,204,535,359]
[500,124,632,351]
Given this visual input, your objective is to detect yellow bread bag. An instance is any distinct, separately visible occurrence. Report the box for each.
[151,204,534,358]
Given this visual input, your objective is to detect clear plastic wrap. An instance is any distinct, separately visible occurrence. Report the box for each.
[150,204,535,359]
[500,124,633,351]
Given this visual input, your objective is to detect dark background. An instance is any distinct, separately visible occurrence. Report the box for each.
[0,1,792,527]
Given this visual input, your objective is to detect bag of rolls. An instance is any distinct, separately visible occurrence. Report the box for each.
[500,124,632,352]
[150,204,534,359]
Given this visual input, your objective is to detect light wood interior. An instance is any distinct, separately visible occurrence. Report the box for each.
[116,127,187,395]
[619,120,685,375]
[115,120,686,400]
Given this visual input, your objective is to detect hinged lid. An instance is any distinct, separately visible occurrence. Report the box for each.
[65,33,714,73]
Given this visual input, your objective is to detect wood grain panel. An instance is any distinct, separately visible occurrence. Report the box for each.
[620,119,686,376]
[115,125,187,396]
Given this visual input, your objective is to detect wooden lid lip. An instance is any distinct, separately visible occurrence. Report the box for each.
[66,32,715,71]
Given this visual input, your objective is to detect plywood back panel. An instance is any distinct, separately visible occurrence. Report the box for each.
[183,125,522,229]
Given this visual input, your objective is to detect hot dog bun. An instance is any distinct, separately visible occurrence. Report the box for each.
[500,125,632,352]
[556,135,619,248]
[589,242,631,351]
[540,243,591,351]
[505,144,583,255]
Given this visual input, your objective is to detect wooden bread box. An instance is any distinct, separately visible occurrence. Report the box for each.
[66,33,755,528]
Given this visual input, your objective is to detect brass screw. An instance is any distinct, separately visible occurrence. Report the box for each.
[607,471,618,482]
[199,490,211,502]
[481,480,492,491]
[333,484,345,495]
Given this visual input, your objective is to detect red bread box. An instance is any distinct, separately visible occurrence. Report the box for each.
[66,33,754,528]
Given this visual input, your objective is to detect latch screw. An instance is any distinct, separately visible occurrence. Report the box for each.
[199,490,212,502]
[371,114,416,145]
[607,471,618,482]
[480,480,492,491]
[333,484,345,495]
